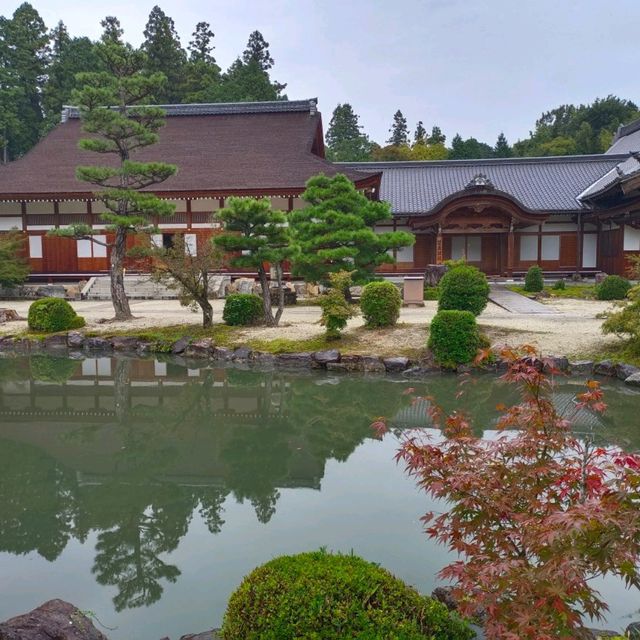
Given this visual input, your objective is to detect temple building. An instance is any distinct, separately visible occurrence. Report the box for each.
[0,98,639,278]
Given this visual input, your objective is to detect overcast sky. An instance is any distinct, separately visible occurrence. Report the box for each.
[6,0,640,146]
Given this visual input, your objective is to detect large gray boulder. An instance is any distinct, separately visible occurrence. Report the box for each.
[0,599,109,640]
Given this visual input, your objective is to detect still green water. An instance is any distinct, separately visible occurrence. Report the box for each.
[0,354,638,638]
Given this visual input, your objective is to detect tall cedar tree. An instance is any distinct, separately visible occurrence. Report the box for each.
[214,197,294,327]
[100,16,123,44]
[413,121,427,145]
[325,103,371,161]
[188,21,215,63]
[289,174,414,286]
[387,109,409,146]
[429,125,446,145]
[494,132,512,157]
[0,3,49,160]
[142,6,186,103]
[0,230,30,287]
[144,234,223,328]
[52,39,176,320]
[242,30,273,70]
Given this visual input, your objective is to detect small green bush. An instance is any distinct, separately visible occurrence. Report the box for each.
[222,550,472,640]
[223,293,263,326]
[438,265,489,316]
[360,280,402,327]
[552,279,566,291]
[319,271,359,339]
[524,265,544,292]
[428,310,480,368]
[28,297,85,333]
[596,275,631,301]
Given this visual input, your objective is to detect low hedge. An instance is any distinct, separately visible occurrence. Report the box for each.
[27,297,85,333]
[222,550,472,640]
[524,265,544,292]
[596,275,631,301]
[428,309,480,368]
[438,265,489,316]
[360,281,402,327]
[223,293,263,326]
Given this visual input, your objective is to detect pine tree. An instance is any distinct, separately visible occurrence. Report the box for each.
[387,110,409,146]
[325,104,371,161]
[49,20,69,58]
[450,134,494,159]
[289,174,414,286]
[242,30,274,70]
[142,6,186,103]
[188,21,215,63]
[0,3,50,160]
[51,39,177,320]
[494,132,512,158]
[214,198,294,327]
[414,121,427,145]
[429,125,446,145]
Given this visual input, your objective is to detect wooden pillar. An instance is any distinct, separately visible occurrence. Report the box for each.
[435,225,443,264]
[507,218,515,277]
[575,215,583,276]
[186,198,192,229]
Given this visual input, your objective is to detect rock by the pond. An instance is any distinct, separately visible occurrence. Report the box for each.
[251,352,276,366]
[570,360,594,374]
[361,356,385,373]
[110,336,139,352]
[231,346,252,361]
[402,365,439,378]
[84,337,112,352]
[383,356,409,373]
[0,599,109,640]
[312,349,341,365]
[0,308,20,323]
[616,363,640,381]
[44,334,68,350]
[625,372,640,387]
[276,352,313,368]
[184,338,214,357]
[212,347,232,361]
[171,338,190,355]
[67,331,84,349]
[593,360,617,377]
[544,355,570,372]
[178,632,222,640]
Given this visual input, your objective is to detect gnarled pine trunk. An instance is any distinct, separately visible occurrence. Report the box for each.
[200,298,213,328]
[258,266,275,326]
[110,226,132,320]
[274,262,285,326]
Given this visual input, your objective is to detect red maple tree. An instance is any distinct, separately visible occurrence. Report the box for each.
[390,347,640,639]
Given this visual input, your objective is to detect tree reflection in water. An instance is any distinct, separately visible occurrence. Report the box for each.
[0,355,636,612]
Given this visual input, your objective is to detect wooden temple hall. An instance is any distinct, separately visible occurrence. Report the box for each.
[0,97,639,278]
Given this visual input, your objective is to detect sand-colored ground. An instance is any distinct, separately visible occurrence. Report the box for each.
[0,296,622,358]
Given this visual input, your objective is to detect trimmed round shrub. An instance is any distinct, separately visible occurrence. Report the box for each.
[222,550,472,640]
[360,280,402,327]
[28,297,85,333]
[438,265,489,316]
[428,309,480,368]
[223,293,263,326]
[596,275,631,301]
[524,265,544,292]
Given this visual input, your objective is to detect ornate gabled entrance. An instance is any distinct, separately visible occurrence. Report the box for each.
[408,175,548,276]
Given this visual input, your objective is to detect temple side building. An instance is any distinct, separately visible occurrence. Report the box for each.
[0,98,639,278]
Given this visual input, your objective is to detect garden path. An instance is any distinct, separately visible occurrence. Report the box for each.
[489,285,558,314]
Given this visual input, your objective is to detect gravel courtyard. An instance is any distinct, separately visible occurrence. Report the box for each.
[0,297,622,358]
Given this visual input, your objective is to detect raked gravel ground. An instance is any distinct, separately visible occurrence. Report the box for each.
[0,297,622,358]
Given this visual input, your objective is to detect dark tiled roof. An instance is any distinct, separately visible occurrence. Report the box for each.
[0,100,375,198]
[342,155,627,214]
[61,99,318,120]
[578,154,640,201]
[607,118,640,154]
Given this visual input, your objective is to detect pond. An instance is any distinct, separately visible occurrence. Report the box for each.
[0,354,638,638]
